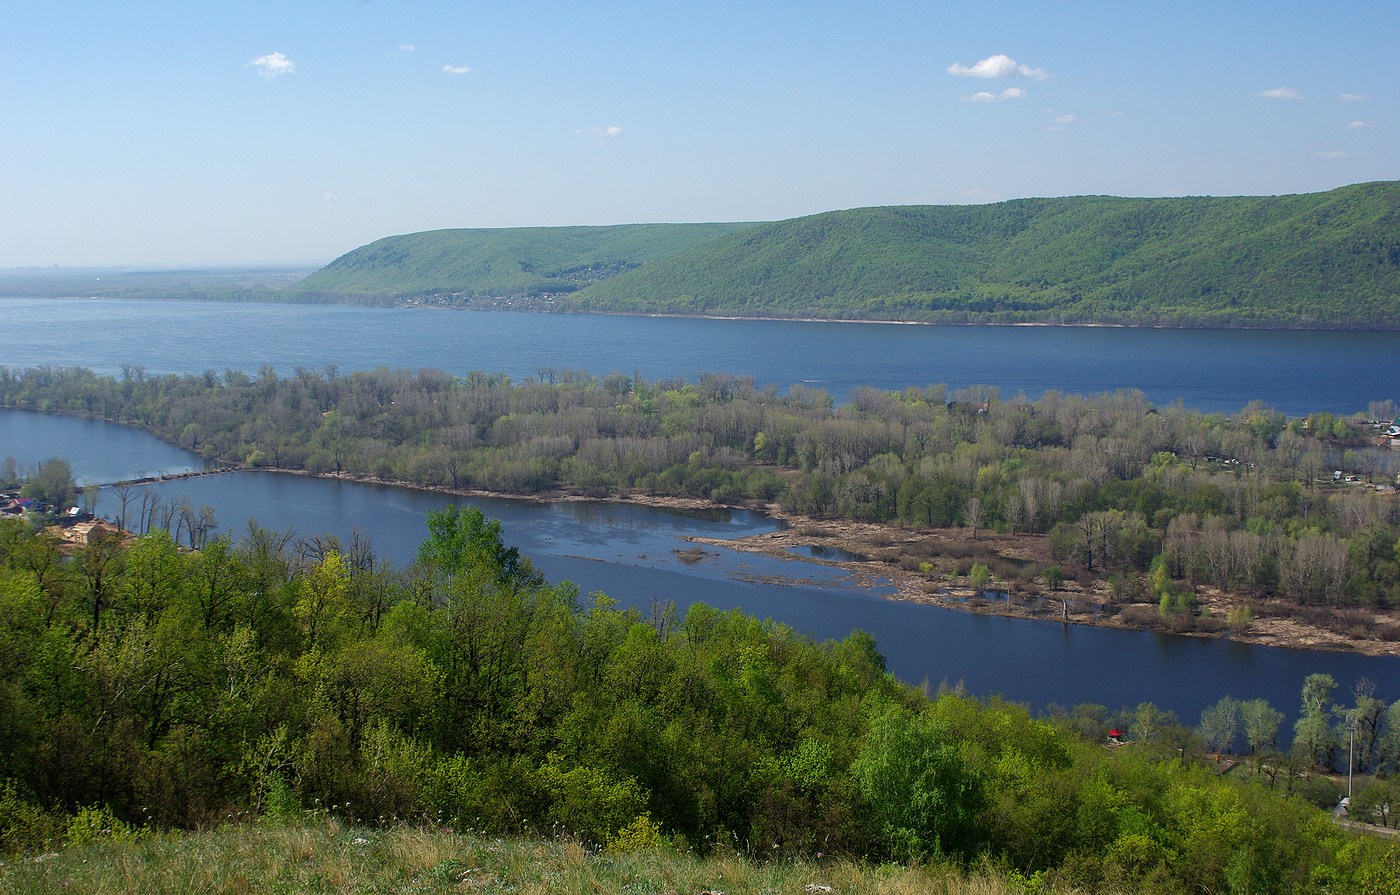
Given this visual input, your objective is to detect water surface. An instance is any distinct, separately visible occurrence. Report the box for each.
[3,297,1396,414]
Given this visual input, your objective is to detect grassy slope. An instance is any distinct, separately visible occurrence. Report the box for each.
[0,823,1024,895]
[295,222,757,299]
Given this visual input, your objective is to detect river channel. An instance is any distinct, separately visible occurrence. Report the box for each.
[5,408,1398,736]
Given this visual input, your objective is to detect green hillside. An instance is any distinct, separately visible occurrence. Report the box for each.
[571,182,1400,326]
[295,222,756,300]
[294,183,1400,326]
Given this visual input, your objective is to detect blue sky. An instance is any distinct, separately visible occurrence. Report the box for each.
[3,1,1396,267]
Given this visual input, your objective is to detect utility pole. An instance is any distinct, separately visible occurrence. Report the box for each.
[1346,712,1357,801]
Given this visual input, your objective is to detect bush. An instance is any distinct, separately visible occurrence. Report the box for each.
[969,563,991,591]
[0,781,60,853]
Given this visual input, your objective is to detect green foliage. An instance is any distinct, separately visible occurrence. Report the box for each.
[0,513,1396,888]
[65,804,140,847]
[851,703,986,861]
[0,781,59,853]
[419,504,540,589]
[968,562,991,591]
[571,182,1400,327]
[296,222,756,300]
[19,457,77,511]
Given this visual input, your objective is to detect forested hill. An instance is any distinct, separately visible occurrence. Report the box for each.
[296,182,1400,327]
[572,181,1400,327]
[294,222,756,301]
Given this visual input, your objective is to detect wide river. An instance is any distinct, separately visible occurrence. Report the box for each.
[3,297,1399,414]
[4,298,1399,736]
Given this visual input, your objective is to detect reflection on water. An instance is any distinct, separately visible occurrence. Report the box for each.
[787,543,869,563]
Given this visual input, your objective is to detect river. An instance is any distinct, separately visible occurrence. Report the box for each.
[3,297,1398,414]
[5,408,1398,736]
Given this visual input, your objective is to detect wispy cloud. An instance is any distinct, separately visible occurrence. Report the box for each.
[1336,92,1369,103]
[962,87,1026,103]
[398,44,416,53]
[1344,120,1374,129]
[947,54,1049,81]
[959,187,1000,203]
[1313,150,1346,159]
[1256,86,1302,100]
[1046,113,1077,132]
[248,52,296,78]
[442,64,471,75]
[576,125,624,143]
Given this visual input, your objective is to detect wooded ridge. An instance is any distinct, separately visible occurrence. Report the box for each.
[293,182,1400,327]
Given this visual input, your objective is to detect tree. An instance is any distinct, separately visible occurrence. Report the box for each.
[20,457,77,511]
[1198,696,1240,757]
[417,504,541,591]
[1293,673,1338,769]
[851,704,985,861]
[1239,698,1284,756]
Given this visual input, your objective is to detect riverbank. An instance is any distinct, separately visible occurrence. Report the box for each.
[682,510,1400,658]
[172,465,1400,657]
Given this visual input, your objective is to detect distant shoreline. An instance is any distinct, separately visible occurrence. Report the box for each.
[406,302,1393,332]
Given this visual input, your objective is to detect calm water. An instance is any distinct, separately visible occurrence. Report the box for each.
[5,409,1398,734]
[0,409,208,484]
[3,297,1398,414]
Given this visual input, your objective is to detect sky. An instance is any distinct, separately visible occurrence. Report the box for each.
[3,1,1397,268]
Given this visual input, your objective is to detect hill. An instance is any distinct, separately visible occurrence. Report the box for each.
[294,222,756,301]
[572,182,1400,327]
[296,182,1400,327]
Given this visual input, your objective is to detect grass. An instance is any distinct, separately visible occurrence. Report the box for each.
[0,821,1037,895]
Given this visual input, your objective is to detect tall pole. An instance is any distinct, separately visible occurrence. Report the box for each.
[1347,715,1356,801]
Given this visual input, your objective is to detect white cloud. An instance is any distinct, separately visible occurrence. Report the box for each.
[398,44,416,53]
[1256,86,1302,100]
[248,52,296,78]
[1345,119,1374,129]
[947,54,1049,81]
[322,192,338,204]
[1312,150,1346,159]
[1337,93,1369,103]
[442,64,471,75]
[962,87,1026,103]
[1046,113,1077,132]
[594,125,623,138]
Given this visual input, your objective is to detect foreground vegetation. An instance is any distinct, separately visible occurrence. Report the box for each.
[6,820,1325,895]
[291,182,1400,327]
[3,503,1400,893]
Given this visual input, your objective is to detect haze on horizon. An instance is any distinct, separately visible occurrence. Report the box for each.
[3,1,1396,269]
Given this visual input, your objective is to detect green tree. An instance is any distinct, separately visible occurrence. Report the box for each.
[851,703,985,861]
[418,504,541,590]
[1293,673,1338,769]
[1239,698,1284,756]
[20,457,77,511]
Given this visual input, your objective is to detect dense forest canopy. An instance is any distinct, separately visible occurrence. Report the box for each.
[289,182,1400,327]
[294,222,757,302]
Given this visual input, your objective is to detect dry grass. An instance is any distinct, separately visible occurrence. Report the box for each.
[0,822,1048,895]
